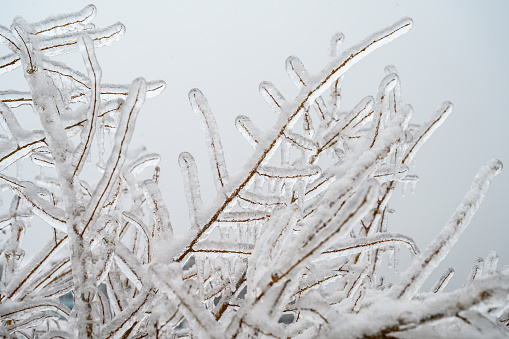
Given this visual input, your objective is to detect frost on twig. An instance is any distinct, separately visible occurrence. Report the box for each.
[0,6,506,339]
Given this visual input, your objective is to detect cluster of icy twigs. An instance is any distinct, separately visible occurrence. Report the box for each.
[0,5,507,339]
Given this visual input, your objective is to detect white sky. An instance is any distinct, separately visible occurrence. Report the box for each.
[1,1,508,290]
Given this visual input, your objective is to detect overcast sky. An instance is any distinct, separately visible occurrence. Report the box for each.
[1,1,508,290]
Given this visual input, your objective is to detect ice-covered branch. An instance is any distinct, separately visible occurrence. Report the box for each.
[393,159,503,299]
[0,7,505,338]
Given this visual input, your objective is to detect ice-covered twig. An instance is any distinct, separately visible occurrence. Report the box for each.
[81,78,146,236]
[320,232,419,259]
[393,159,503,299]
[401,101,453,165]
[176,18,413,262]
[189,89,230,191]
[72,34,101,177]
[179,152,203,230]
[431,267,454,293]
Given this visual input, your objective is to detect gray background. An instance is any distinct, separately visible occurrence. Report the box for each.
[1,1,507,290]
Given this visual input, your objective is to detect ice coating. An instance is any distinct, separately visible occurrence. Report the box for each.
[431,267,454,293]
[0,7,506,338]
[235,115,260,148]
[81,78,146,235]
[179,152,203,230]
[393,159,503,299]
[259,81,287,117]
[285,56,310,89]
[189,88,229,192]
[72,34,101,177]
[30,5,96,36]
[0,8,169,336]
[320,232,419,259]
[401,101,453,165]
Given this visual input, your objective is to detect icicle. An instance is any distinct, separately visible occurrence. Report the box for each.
[218,225,229,241]
[408,176,418,194]
[401,174,418,196]
[387,247,394,269]
[393,244,400,273]
[97,117,106,168]
[16,157,23,178]
[252,175,264,194]
[195,255,205,300]
[105,269,124,316]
